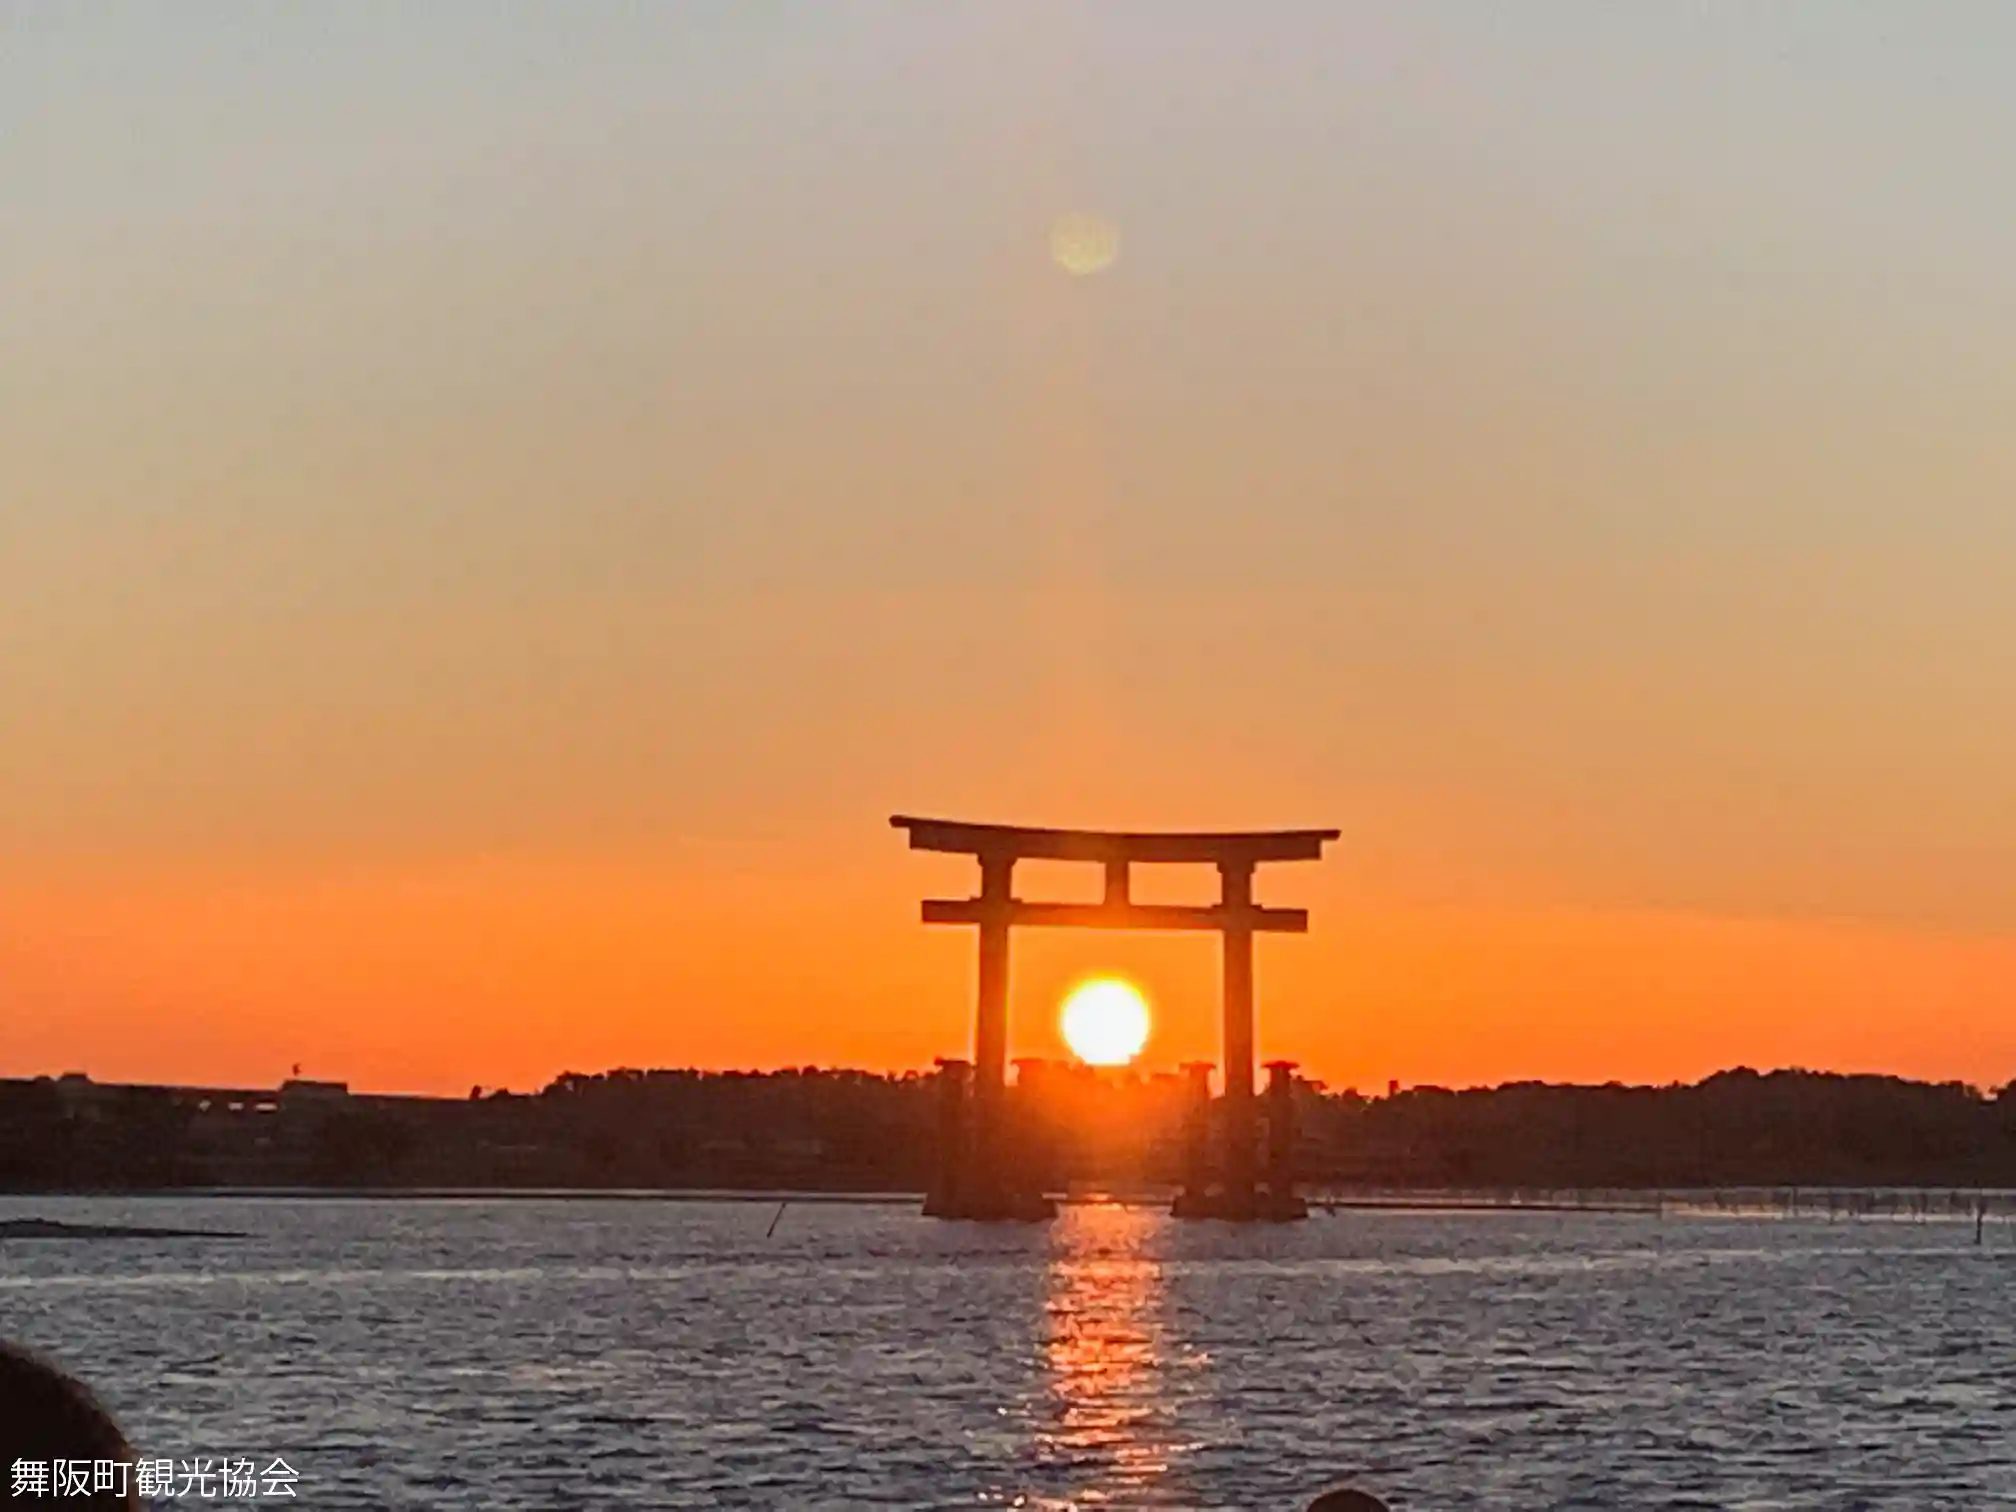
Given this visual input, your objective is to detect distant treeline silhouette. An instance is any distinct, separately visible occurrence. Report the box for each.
[3,1065,2013,1192]
[1341,1069,2016,1188]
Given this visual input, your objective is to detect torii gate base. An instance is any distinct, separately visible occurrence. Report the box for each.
[895,815,1336,1224]
[1169,1059,1308,1221]
[921,1056,1056,1221]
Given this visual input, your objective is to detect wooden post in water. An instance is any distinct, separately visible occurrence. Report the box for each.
[924,1059,970,1219]
[1179,1062,1214,1211]
[1263,1059,1306,1219]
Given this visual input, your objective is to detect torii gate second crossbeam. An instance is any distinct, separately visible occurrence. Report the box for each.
[892,815,1338,1221]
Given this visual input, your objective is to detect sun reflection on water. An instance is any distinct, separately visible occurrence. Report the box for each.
[1037,1203,1190,1506]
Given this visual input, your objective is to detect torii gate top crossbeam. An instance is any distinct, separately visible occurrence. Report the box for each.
[890,815,1339,866]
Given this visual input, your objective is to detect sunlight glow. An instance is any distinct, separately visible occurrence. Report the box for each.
[1060,978,1151,1067]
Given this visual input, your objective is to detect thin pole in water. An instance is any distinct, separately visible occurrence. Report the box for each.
[766,1201,788,1239]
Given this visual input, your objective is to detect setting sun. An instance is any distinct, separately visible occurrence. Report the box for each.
[1059,978,1152,1067]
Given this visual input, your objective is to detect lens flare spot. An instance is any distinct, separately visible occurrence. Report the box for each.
[1050,212,1120,276]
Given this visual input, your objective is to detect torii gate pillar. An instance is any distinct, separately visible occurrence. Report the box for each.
[970,852,1014,1205]
[894,815,1337,1222]
[1218,857,1258,1213]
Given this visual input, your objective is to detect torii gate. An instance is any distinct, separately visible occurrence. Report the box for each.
[891,815,1337,1221]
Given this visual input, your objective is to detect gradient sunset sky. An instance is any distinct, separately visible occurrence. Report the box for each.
[9,4,2016,1094]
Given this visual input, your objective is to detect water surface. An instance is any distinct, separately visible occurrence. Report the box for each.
[2,1195,2011,1508]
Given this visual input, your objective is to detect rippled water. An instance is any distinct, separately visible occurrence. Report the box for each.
[3,1195,2013,1508]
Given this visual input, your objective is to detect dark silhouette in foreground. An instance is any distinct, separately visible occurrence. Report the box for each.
[1307,1489,1391,1511]
[0,1341,138,1508]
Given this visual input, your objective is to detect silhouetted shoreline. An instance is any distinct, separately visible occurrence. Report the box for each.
[7,1064,2015,1195]
[10,1187,926,1204]
[0,1217,243,1239]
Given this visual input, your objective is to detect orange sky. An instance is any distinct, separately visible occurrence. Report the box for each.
[7,847,2015,1096]
[8,7,2016,1094]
